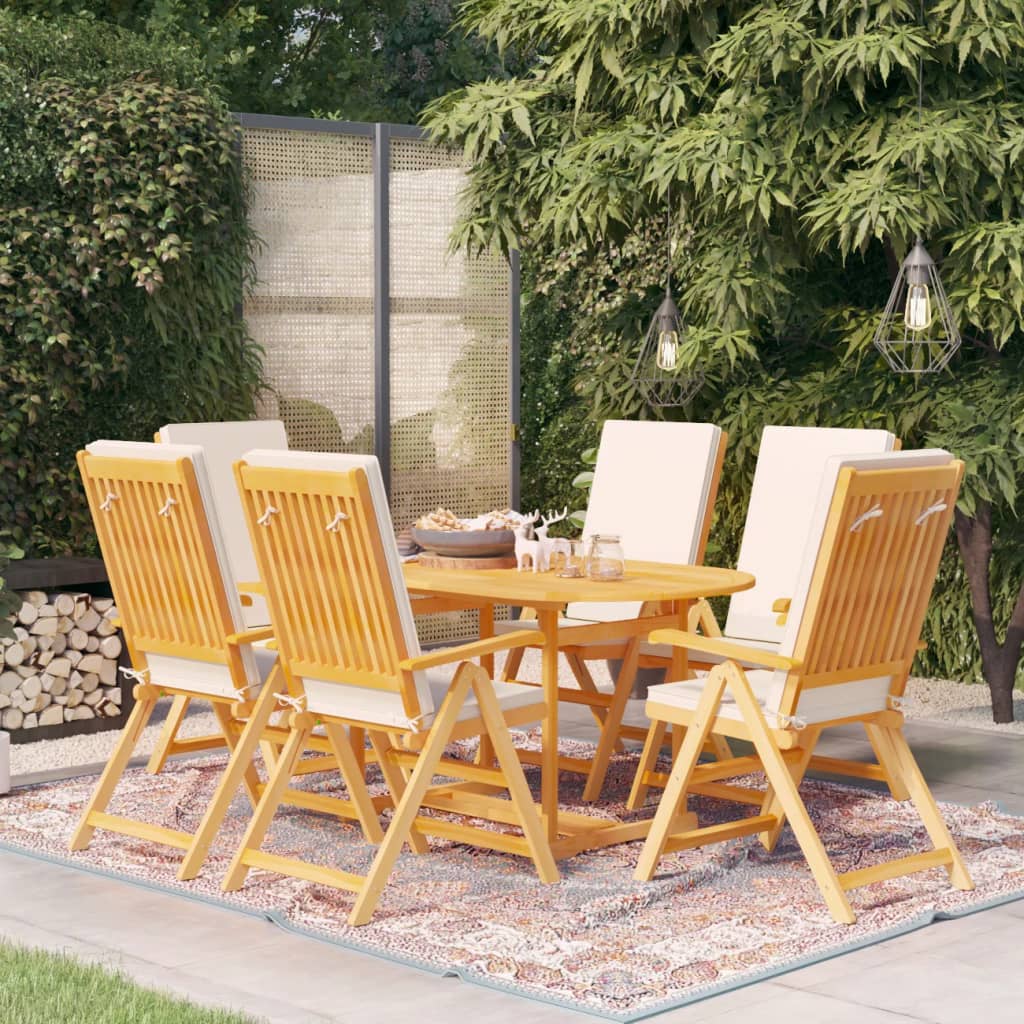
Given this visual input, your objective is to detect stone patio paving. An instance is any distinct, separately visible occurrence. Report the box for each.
[1,702,1022,1023]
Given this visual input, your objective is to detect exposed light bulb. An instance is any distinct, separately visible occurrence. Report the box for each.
[904,281,932,332]
[656,329,679,370]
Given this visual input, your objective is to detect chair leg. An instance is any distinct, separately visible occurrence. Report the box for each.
[178,670,286,881]
[350,726,366,775]
[323,722,384,844]
[582,636,641,802]
[500,645,526,682]
[728,668,853,924]
[222,715,312,892]
[210,701,262,808]
[367,731,429,855]
[70,685,161,851]
[881,727,974,891]
[634,672,726,882]
[565,652,624,752]
[705,734,733,762]
[348,669,474,926]
[474,732,496,767]
[758,726,821,852]
[146,694,191,774]
[626,719,668,810]
[470,666,559,884]
[864,721,911,801]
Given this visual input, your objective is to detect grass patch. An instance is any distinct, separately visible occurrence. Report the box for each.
[0,940,262,1024]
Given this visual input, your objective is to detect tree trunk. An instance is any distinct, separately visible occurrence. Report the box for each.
[954,504,1024,723]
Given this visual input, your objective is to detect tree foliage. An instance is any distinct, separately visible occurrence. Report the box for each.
[0,13,262,556]
[2,2,519,122]
[425,0,1024,717]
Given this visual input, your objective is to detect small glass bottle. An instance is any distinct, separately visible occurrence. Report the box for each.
[587,534,625,581]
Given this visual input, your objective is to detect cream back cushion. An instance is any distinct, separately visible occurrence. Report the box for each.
[159,421,288,627]
[757,449,953,721]
[725,426,897,645]
[570,420,722,622]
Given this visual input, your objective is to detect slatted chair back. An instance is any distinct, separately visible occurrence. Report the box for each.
[159,420,288,627]
[570,420,726,622]
[759,450,961,724]
[78,441,261,697]
[725,426,897,645]
[234,450,433,728]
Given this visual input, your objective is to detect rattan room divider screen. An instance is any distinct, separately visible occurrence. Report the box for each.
[238,115,519,644]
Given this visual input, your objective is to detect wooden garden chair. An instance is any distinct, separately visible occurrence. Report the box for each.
[146,420,289,774]
[638,425,908,802]
[631,449,974,923]
[223,449,557,925]
[71,441,382,880]
[496,420,727,799]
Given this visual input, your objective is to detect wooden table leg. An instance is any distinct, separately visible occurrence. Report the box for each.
[479,603,495,678]
[537,608,561,843]
[475,602,497,767]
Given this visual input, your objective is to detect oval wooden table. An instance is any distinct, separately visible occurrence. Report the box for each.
[403,559,754,859]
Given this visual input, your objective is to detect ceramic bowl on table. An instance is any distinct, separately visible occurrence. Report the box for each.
[410,527,516,558]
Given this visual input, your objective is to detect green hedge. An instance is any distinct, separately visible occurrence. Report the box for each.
[0,13,262,557]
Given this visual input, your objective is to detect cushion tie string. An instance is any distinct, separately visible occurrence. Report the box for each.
[325,511,349,532]
[887,695,913,711]
[99,492,118,512]
[257,505,279,527]
[775,712,807,730]
[119,666,149,684]
[849,504,883,532]
[915,502,947,526]
[276,693,306,713]
[404,714,427,734]
[157,497,177,517]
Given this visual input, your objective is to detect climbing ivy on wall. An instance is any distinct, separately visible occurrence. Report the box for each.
[0,13,263,556]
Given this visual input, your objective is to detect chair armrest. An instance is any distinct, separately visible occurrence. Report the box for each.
[400,630,541,672]
[647,629,801,671]
[226,626,275,646]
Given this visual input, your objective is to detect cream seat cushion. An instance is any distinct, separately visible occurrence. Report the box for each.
[640,635,780,666]
[303,668,543,729]
[646,671,897,727]
[493,616,588,635]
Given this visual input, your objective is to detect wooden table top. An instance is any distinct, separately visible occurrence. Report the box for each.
[402,559,754,608]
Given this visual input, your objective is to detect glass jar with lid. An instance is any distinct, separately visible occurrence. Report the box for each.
[586,534,625,581]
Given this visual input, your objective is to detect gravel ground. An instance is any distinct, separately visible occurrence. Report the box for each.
[7,652,1022,779]
[9,705,221,779]
[903,676,1024,735]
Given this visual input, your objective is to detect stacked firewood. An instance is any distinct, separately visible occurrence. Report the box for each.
[0,592,123,731]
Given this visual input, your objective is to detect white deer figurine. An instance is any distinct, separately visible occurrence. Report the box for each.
[535,507,570,572]
[513,511,542,572]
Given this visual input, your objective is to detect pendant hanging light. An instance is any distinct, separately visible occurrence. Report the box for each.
[632,184,704,408]
[873,1,960,374]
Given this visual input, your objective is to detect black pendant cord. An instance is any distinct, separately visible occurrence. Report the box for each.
[665,182,672,297]
[916,0,924,238]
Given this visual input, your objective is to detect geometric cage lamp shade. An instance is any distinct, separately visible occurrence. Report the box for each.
[632,291,705,408]
[873,239,961,374]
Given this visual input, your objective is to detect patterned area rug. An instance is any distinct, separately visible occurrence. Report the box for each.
[1,735,1023,1021]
